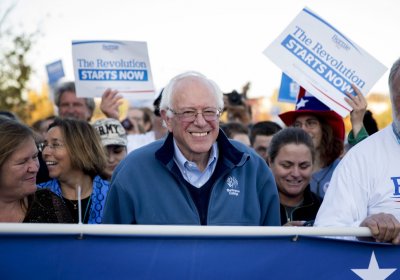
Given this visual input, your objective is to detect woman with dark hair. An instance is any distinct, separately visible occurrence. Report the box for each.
[279,87,367,197]
[0,117,72,223]
[268,127,321,226]
[38,118,109,224]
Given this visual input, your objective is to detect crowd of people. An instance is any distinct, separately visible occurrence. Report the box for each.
[0,57,399,244]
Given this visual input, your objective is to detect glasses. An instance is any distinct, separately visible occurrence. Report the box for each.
[59,102,85,109]
[168,108,221,122]
[293,119,320,129]
[38,142,65,152]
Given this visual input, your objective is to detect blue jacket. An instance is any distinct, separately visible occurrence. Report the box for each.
[102,130,280,226]
[38,175,110,224]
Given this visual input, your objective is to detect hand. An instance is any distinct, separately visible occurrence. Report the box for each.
[345,84,367,137]
[100,89,124,120]
[283,221,306,227]
[360,213,400,244]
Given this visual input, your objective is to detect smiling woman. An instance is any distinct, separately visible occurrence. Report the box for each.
[0,116,72,223]
[268,127,322,226]
[38,118,110,224]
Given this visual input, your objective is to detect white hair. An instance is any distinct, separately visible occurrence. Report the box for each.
[159,71,224,116]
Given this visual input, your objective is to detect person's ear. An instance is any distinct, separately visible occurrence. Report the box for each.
[160,110,173,132]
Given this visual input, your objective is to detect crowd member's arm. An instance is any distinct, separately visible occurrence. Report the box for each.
[314,148,400,244]
[100,89,124,120]
[360,213,400,244]
[345,84,368,146]
[347,126,368,145]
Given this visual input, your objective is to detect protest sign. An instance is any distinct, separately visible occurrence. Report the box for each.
[72,40,155,100]
[46,60,65,85]
[264,7,387,117]
[278,72,299,104]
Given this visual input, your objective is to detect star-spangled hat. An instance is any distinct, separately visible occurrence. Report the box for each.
[278,87,345,141]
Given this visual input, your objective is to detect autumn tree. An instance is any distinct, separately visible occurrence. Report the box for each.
[0,4,37,122]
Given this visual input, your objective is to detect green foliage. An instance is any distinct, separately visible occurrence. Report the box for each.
[0,4,37,122]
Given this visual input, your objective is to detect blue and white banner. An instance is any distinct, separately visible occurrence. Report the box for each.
[1,233,399,279]
[72,40,155,100]
[264,7,387,117]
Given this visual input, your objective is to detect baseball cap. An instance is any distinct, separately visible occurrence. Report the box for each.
[92,118,127,147]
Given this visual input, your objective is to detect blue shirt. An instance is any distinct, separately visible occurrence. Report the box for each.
[173,140,218,188]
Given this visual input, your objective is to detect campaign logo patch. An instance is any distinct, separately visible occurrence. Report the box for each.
[226,176,240,197]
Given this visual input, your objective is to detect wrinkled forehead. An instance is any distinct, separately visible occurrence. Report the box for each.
[174,76,213,92]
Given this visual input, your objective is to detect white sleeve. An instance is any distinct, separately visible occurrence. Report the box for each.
[314,150,369,227]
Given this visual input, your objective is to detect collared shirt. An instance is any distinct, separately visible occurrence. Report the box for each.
[173,140,219,188]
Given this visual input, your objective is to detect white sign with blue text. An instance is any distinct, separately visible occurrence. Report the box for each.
[264,7,387,117]
[72,40,155,99]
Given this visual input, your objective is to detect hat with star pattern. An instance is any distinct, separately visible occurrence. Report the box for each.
[278,87,345,141]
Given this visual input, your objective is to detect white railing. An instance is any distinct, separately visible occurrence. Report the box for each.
[0,223,372,237]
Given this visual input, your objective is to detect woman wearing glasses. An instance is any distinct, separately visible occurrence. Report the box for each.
[278,87,367,198]
[0,117,72,223]
[38,118,109,224]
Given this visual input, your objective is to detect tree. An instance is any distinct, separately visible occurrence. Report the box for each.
[0,3,37,122]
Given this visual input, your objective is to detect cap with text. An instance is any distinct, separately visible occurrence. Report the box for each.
[93,118,127,147]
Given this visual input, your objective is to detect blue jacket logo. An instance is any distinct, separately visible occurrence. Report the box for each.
[226,176,240,197]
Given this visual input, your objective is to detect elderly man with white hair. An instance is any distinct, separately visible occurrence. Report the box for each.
[103,71,280,226]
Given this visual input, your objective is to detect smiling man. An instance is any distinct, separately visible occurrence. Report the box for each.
[54,81,95,121]
[102,71,280,225]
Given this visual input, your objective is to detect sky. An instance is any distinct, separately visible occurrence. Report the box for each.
[2,0,400,100]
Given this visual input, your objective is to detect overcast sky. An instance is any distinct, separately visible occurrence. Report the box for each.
[3,0,400,98]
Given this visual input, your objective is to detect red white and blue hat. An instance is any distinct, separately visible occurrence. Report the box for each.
[278,87,345,141]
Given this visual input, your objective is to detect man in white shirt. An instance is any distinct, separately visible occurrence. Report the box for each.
[314,58,400,244]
